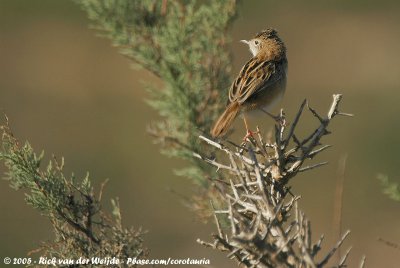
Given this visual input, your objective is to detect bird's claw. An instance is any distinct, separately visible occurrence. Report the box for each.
[243,129,259,141]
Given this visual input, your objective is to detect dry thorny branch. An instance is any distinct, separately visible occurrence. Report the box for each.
[195,94,365,267]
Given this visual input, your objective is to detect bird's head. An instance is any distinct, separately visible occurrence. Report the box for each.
[241,28,285,58]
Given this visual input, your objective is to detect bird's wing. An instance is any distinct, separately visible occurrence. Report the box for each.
[228,58,281,104]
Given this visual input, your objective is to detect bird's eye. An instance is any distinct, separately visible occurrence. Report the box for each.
[254,40,259,45]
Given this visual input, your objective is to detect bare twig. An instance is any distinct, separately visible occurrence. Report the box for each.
[334,154,347,261]
[378,237,400,251]
[198,95,358,267]
[359,255,366,268]
[318,230,350,267]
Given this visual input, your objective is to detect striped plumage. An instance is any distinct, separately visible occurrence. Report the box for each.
[211,29,288,138]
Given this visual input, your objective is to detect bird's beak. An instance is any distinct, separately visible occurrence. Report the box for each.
[240,40,249,45]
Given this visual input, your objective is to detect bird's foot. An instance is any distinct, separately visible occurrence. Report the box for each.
[260,109,286,126]
[243,129,259,142]
[275,115,286,127]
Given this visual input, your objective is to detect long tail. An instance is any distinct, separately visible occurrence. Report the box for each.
[210,102,240,138]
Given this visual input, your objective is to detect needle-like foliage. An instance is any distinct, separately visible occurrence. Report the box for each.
[76,0,236,165]
[0,121,147,267]
[1,1,369,267]
[378,174,400,202]
[76,0,238,217]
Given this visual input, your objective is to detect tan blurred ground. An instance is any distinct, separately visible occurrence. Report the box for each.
[1,1,400,267]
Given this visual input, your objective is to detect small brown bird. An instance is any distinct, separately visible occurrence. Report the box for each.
[210,28,288,139]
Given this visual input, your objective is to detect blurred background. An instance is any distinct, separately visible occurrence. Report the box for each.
[1,0,399,267]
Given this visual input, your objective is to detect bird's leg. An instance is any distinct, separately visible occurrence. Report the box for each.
[242,115,258,141]
[260,108,286,127]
